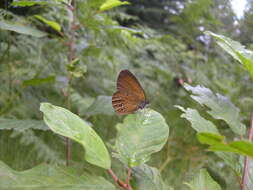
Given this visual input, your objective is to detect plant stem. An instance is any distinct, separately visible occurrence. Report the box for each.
[64,0,76,166]
[107,169,133,190]
[240,115,253,190]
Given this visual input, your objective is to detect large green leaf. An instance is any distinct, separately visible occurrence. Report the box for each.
[132,164,165,190]
[184,84,246,135]
[0,161,115,190]
[115,109,169,167]
[175,106,220,134]
[0,118,48,131]
[184,168,221,190]
[198,132,253,158]
[205,31,253,79]
[40,103,111,169]
[0,20,47,37]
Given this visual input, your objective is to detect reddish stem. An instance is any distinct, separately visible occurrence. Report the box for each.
[240,115,253,190]
[107,168,133,190]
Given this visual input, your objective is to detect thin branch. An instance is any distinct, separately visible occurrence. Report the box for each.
[107,169,133,190]
[240,115,253,190]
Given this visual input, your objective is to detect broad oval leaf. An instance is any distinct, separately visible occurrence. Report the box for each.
[0,161,115,190]
[115,109,169,167]
[40,103,111,169]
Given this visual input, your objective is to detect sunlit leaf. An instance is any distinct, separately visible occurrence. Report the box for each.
[0,161,115,190]
[116,109,169,167]
[23,76,55,86]
[184,84,246,135]
[35,15,61,32]
[132,164,165,190]
[11,1,52,7]
[184,168,221,190]
[198,132,253,158]
[205,31,253,79]
[175,105,220,134]
[0,20,47,37]
[99,0,130,12]
[40,103,111,169]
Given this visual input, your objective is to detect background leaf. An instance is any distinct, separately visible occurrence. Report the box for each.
[205,31,253,79]
[40,103,111,169]
[184,168,221,190]
[115,109,169,167]
[0,20,47,37]
[0,161,115,190]
[0,119,48,131]
[184,84,246,135]
[132,164,165,190]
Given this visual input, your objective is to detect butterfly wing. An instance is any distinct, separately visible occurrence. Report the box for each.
[112,70,147,115]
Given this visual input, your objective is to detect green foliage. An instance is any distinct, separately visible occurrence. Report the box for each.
[198,133,253,158]
[40,103,111,169]
[184,168,221,190]
[0,161,115,190]
[206,31,253,79]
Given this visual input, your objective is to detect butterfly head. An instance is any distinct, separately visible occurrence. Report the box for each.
[138,100,149,109]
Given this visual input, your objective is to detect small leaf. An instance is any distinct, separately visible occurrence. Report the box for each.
[0,20,46,37]
[184,84,246,135]
[184,168,221,190]
[116,109,169,167]
[198,132,253,158]
[23,76,55,86]
[0,161,115,190]
[35,15,61,32]
[99,0,130,12]
[175,105,220,134]
[84,96,114,116]
[197,132,224,145]
[40,103,111,169]
[132,164,165,190]
[205,31,253,79]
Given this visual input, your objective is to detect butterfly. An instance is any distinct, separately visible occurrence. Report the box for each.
[112,69,149,115]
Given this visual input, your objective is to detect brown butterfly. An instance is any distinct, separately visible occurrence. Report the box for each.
[112,69,149,115]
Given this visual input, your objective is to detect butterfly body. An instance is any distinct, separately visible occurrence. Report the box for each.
[112,70,148,115]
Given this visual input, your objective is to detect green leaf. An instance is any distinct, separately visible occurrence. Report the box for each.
[175,106,220,134]
[198,132,253,158]
[0,161,115,190]
[34,15,61,32]
[197,132,224,145]
[11,1,52,7]
[40,103,111,169]
[184,168,221,190]
[132,164,165,190]
[23,76,55,86]
[205,31,253,79]
[99,0,130,12]
[0,20,47,37]
[115,109,169,167]
[84,96,114,116]
[0,118,49,131]
[184,84,246,135]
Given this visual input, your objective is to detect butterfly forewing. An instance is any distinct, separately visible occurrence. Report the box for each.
[112,70,147,115]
